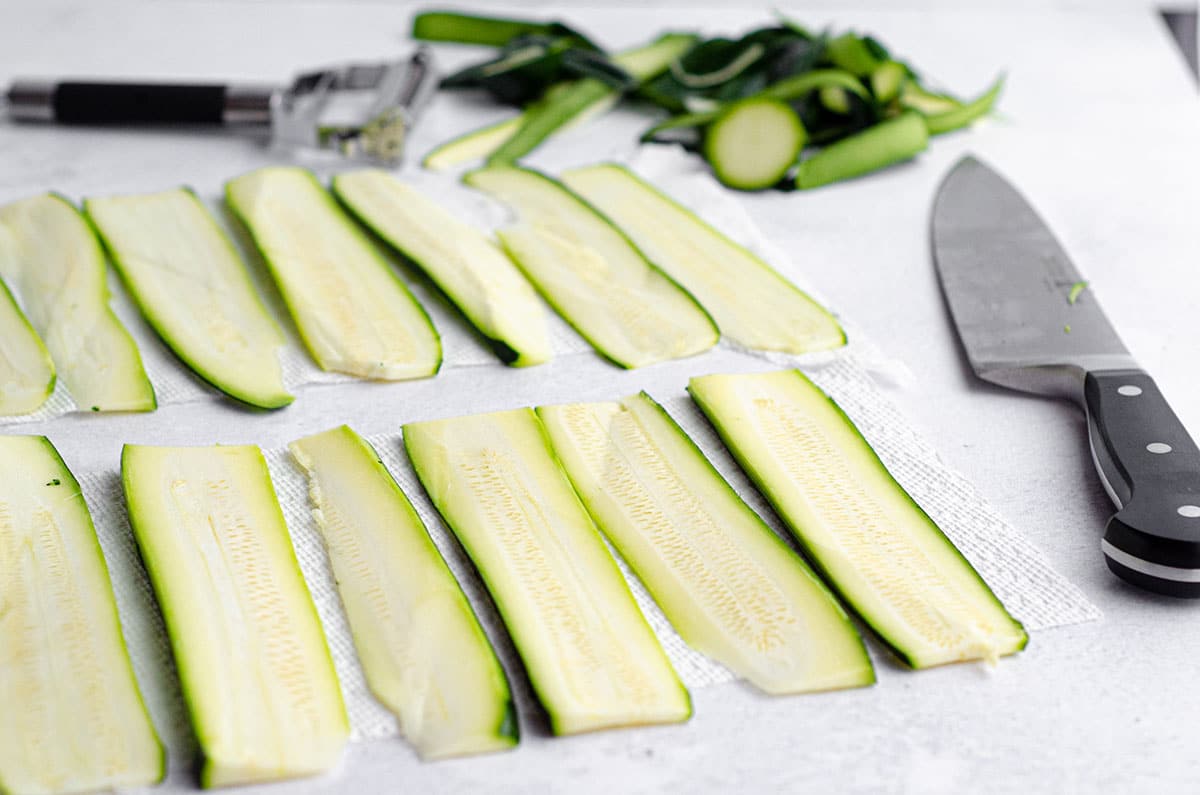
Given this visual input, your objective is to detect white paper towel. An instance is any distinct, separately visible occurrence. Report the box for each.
[26,146,1099,762]
[76,347,1100,762]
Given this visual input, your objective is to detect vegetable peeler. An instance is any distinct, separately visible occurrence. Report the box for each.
[2,48,437,164]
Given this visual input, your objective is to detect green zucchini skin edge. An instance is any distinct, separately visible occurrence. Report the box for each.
[359,429,518,745]
[402,410,693,733]
[562,163,846,350]
[412,11,555,46]
[424,34,695,170]
[525,410,696,720]
[794,111,929,190]
[688,370,1028,669]
[12,192,158,413]
[224,169,444,379]
[422,117,523,171]
[84,189,292,410]
[122,444,350,788]
[32,437,168,788]
[118,443,221,789]
[400,427,539,728]
[462,165,719,369]
[923,76,1005,135]
[57,191,158,411]
[328,176,541,369]
[486,34,696,167]
[536,392,875,687]
[0,276,56,414]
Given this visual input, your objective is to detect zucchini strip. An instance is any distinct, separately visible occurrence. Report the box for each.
[561,164,844,354]
[404,408,692,734]
[464,166,717,369]
[423,117,522,172]
[85,189,292,409]
[0,194,154,412]
[688,370,1028,668]
[0,278,55,416]
[825,32,884,76]
[869,61,907,103]
[0,436,163,795]
[795,111,929,190]
[488,34,694,165]
[331,170,551,367]
[288,425,517,759]
[413,11,563,46]
[121,444,349,787]
[226,167,441,381]
[898,82,962,115]
[538,394,875,694]
[424,36,695,171]
[922,76,1004,135]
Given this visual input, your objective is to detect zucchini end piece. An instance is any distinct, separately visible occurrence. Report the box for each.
[704,98,806,191]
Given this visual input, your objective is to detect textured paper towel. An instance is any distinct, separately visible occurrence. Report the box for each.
[78,349,1100,761]
[41,146,1098,760]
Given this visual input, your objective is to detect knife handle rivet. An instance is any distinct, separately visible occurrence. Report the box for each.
[1179,505,1200,518]
[1118,385,1143,397]
[1147,442,1173,455]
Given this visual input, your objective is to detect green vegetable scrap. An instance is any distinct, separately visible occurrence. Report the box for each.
[414,9,1002,189]
[1068,280,1089,305]
[794,112,928,189]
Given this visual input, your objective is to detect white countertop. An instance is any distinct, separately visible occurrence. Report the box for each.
[5,2,1200,792]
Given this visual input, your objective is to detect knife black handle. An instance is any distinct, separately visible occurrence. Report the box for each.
[1086,369,1200,596]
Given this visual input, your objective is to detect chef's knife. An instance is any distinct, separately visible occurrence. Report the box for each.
[932,154,1200,597]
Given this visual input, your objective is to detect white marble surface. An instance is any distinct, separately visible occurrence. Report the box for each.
[4,2,1200,792]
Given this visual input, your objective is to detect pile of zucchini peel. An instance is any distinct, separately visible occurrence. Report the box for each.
[414,10,1003,190]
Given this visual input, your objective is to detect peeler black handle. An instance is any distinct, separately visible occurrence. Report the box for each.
[6,79,274,126]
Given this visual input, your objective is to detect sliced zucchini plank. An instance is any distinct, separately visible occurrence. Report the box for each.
[423,117,523,172]
[331,170,551,368]
[537,394,874,694]
[121,444,349,787]
[0,436,162,795]
[403,408,692,734]
[289,425,517,759]
[463,166,717,369]
[0,194,154,412]
[561,164,845,354]
[226,167,441,381]
[688,370,1028,668]
[84,189,292,410]
[0,278,55,416]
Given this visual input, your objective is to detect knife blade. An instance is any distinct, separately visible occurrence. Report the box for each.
[932,154,1200,597]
